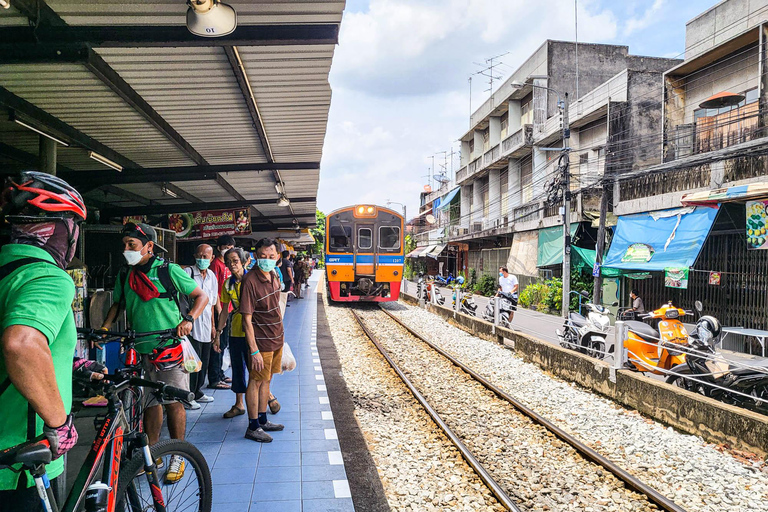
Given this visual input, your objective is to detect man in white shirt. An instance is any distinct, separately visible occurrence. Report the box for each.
[498,267,519,320]
[185,244,220,409]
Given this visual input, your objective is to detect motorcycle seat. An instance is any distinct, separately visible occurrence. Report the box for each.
[569,312,587,327]
[626,320,658,342]
[730,358,768,376]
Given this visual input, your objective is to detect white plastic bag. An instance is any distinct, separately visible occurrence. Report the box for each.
[221,346,231,372]
[180,337,202,373]
[281,343,296,372]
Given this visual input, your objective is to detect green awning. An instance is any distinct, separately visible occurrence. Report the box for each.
[571,246,622,277]
[537,224,578,267]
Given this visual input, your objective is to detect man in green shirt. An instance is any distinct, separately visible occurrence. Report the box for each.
[100,223,208,484]
[0,172,86,510]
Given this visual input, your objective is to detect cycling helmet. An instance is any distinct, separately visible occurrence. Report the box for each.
[456,276,465,285]
[2,171,86,222]
[696,315,722,343]
[149,342,183,371]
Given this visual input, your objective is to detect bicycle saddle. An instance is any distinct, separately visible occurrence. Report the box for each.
[0,442,51,468]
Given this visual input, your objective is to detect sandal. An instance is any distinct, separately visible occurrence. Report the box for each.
[208,381,231,390]
[268,396,281,414]
[223,406,245,418]
[223,377,232,384]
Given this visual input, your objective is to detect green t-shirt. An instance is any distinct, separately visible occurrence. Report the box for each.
[0,244,76,490]
[113,258,198,354]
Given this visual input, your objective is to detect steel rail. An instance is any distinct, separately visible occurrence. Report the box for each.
[378,306,688,512]
[349,310,522,512]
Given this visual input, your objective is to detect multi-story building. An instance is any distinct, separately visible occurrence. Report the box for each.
[607,0,768,335]
[414,40,679,285]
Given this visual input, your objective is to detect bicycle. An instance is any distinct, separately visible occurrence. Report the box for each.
[0,370,212,512]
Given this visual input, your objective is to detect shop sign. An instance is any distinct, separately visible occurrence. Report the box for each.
[746,200,768,249]
[708,271,721,286]
[626,272,652,280]
[621,243,654,263]
[122,215,147,225]
[168,208,251,240]
[665,267,689,289]
[592,262,600,277]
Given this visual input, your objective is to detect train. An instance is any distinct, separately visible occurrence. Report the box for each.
[325,204,404,302]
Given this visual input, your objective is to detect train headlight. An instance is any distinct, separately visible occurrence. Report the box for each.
[331,270,337,275]
[393,271,399,276]
[358,206,365,214]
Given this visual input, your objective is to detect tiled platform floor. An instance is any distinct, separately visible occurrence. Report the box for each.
[184,272,355,511]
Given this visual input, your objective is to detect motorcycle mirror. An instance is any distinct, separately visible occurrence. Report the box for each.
[580,291,590,298]
[611,301,619,307]
[694,300,703,312]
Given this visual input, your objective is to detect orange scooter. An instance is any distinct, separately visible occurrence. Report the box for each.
[623,301,694,374]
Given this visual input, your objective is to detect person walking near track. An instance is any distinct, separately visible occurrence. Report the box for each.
[184,243,219,409]
[498,267,519,321]
[208,235,234,391]
[0,172,86,510]
[100,222,208,484]
[239,238,285,442]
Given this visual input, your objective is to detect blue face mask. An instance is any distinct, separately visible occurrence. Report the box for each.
[499,272,504,277]
[196,258,211,270]
[257,258,277,272]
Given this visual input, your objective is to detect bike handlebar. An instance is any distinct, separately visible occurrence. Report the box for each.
[100,373,194,402]
[77,327,177,340]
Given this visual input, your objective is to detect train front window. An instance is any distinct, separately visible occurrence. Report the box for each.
[379,226,400,250]
[358,228,372,250]
[329,223,352,251]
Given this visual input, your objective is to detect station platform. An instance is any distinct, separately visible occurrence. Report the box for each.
[184,272,355,512]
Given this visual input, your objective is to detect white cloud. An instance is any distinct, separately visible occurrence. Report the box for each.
[624,0,665,36]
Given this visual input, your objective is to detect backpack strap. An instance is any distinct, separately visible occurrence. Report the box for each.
[156,261,190,316]
[0,257,56,282]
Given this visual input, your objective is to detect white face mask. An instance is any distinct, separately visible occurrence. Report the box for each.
[123,250,144,266]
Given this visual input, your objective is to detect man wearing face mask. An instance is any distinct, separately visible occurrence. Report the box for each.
[183,244,219,409]
[100,222,208,484]
[0,172,86,509]
[239,238,285,442]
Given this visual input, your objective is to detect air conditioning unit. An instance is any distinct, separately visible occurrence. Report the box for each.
[472,222,483,233]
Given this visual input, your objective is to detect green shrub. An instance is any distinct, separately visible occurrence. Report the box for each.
[468,268,477,287]
[542,277,563,313]
[518,281,549,309]
[474,275,497,297]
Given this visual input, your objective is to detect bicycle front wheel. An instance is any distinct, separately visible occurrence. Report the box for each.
[115,439,212,512]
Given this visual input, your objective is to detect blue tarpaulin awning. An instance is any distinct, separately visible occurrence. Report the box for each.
[438,187,460,210]
[603,207,718,271]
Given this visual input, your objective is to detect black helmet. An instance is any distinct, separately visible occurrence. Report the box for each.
[696,315,721,342]
[2,171,86,222]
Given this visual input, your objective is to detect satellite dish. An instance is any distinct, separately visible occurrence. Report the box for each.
[434,174,450,184]
[426,214,436,224]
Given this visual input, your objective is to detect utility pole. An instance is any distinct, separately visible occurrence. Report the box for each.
[593,98,610,305]
[561,93,572,319]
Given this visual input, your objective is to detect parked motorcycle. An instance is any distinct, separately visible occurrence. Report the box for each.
[482,291,516,328]
[557,291,615,360]
[451,277,477,316]
[435,273,454,286]
[622,301,693,374]
[424,278,445,306]
[666,309,768,414]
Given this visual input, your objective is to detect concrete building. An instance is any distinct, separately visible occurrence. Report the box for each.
[413,40,679,285]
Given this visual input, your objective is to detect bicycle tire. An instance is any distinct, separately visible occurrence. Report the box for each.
[115,439,212,512]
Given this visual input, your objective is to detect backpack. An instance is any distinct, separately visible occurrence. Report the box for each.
[118,259,190,316]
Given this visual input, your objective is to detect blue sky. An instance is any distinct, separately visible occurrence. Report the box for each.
[316,0,721,218]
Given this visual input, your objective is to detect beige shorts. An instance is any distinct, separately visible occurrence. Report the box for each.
[142,358,190,407]
[249,346,283,382]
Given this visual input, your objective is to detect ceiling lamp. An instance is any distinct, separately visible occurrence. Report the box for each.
[186,0,237,37]
[88,151,122,172]
[699,91,745,109]
[11,113,69,146]
[277,194,290,207]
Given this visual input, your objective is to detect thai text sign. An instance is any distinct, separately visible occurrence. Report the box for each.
[168,208,251,240]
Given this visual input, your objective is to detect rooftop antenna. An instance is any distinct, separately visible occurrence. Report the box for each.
[473,51,509,108]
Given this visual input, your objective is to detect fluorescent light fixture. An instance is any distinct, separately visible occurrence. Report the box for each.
[13,117,69,146]
[161,184,179,199]
[88,151,122,172]
[0,1,10,10]
[277,194,290,207]
[186,0,237,37]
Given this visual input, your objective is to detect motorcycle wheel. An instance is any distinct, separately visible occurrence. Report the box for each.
[665,368,703,394]
[588,338,607,360]
[560,331,576,350]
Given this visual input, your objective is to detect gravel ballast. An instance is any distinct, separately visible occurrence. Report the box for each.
[382,301,768,512]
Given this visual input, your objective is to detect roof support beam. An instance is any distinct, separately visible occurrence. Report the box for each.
[61,162,320,188]
[0,87,139,170]
[100,197,316,218]
[0,24,340,49]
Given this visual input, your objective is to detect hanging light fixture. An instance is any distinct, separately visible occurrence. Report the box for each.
[88,151,122,172]
[277,194,290,207]
[186,0,237,37]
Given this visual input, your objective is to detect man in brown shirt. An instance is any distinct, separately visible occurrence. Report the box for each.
[239,238,285,442]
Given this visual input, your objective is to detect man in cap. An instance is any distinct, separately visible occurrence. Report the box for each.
[100,222,208,484]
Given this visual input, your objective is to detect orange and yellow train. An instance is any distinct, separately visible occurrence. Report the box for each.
[325,205,404,302]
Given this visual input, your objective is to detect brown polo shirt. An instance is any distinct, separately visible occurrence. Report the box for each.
[239,268,284,352]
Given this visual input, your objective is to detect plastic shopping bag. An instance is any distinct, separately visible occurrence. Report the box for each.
[281,343,297,373]
[180,337,202,373]
[222,346,231,372]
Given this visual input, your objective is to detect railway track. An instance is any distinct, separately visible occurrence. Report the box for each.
[349,306,687,512]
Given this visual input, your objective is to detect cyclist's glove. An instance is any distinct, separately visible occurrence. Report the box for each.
[73,358,106,381]
[44,414,78,460]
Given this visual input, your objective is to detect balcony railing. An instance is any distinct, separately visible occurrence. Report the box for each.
[619,166,711,202]
[456,165,468,182]
[501,124,533,154]
[457,126,534,186]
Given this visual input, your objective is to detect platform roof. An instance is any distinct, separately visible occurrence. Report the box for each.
[0,0,346,229]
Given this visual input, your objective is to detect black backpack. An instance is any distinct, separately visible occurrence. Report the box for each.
[118,259,190,316]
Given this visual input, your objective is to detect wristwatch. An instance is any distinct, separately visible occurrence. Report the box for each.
[183,313,194,323]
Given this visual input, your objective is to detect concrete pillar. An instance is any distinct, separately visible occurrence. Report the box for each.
[38,136,57,175]
[508,100,521,133]
[532,146,547,199]
[461,140,470,167]
[488,168,501,224]
[473,130,484,160]
[508,159,521,209]
[472,178,483,228]
[489,116,502,146]
[460,184,471,228]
